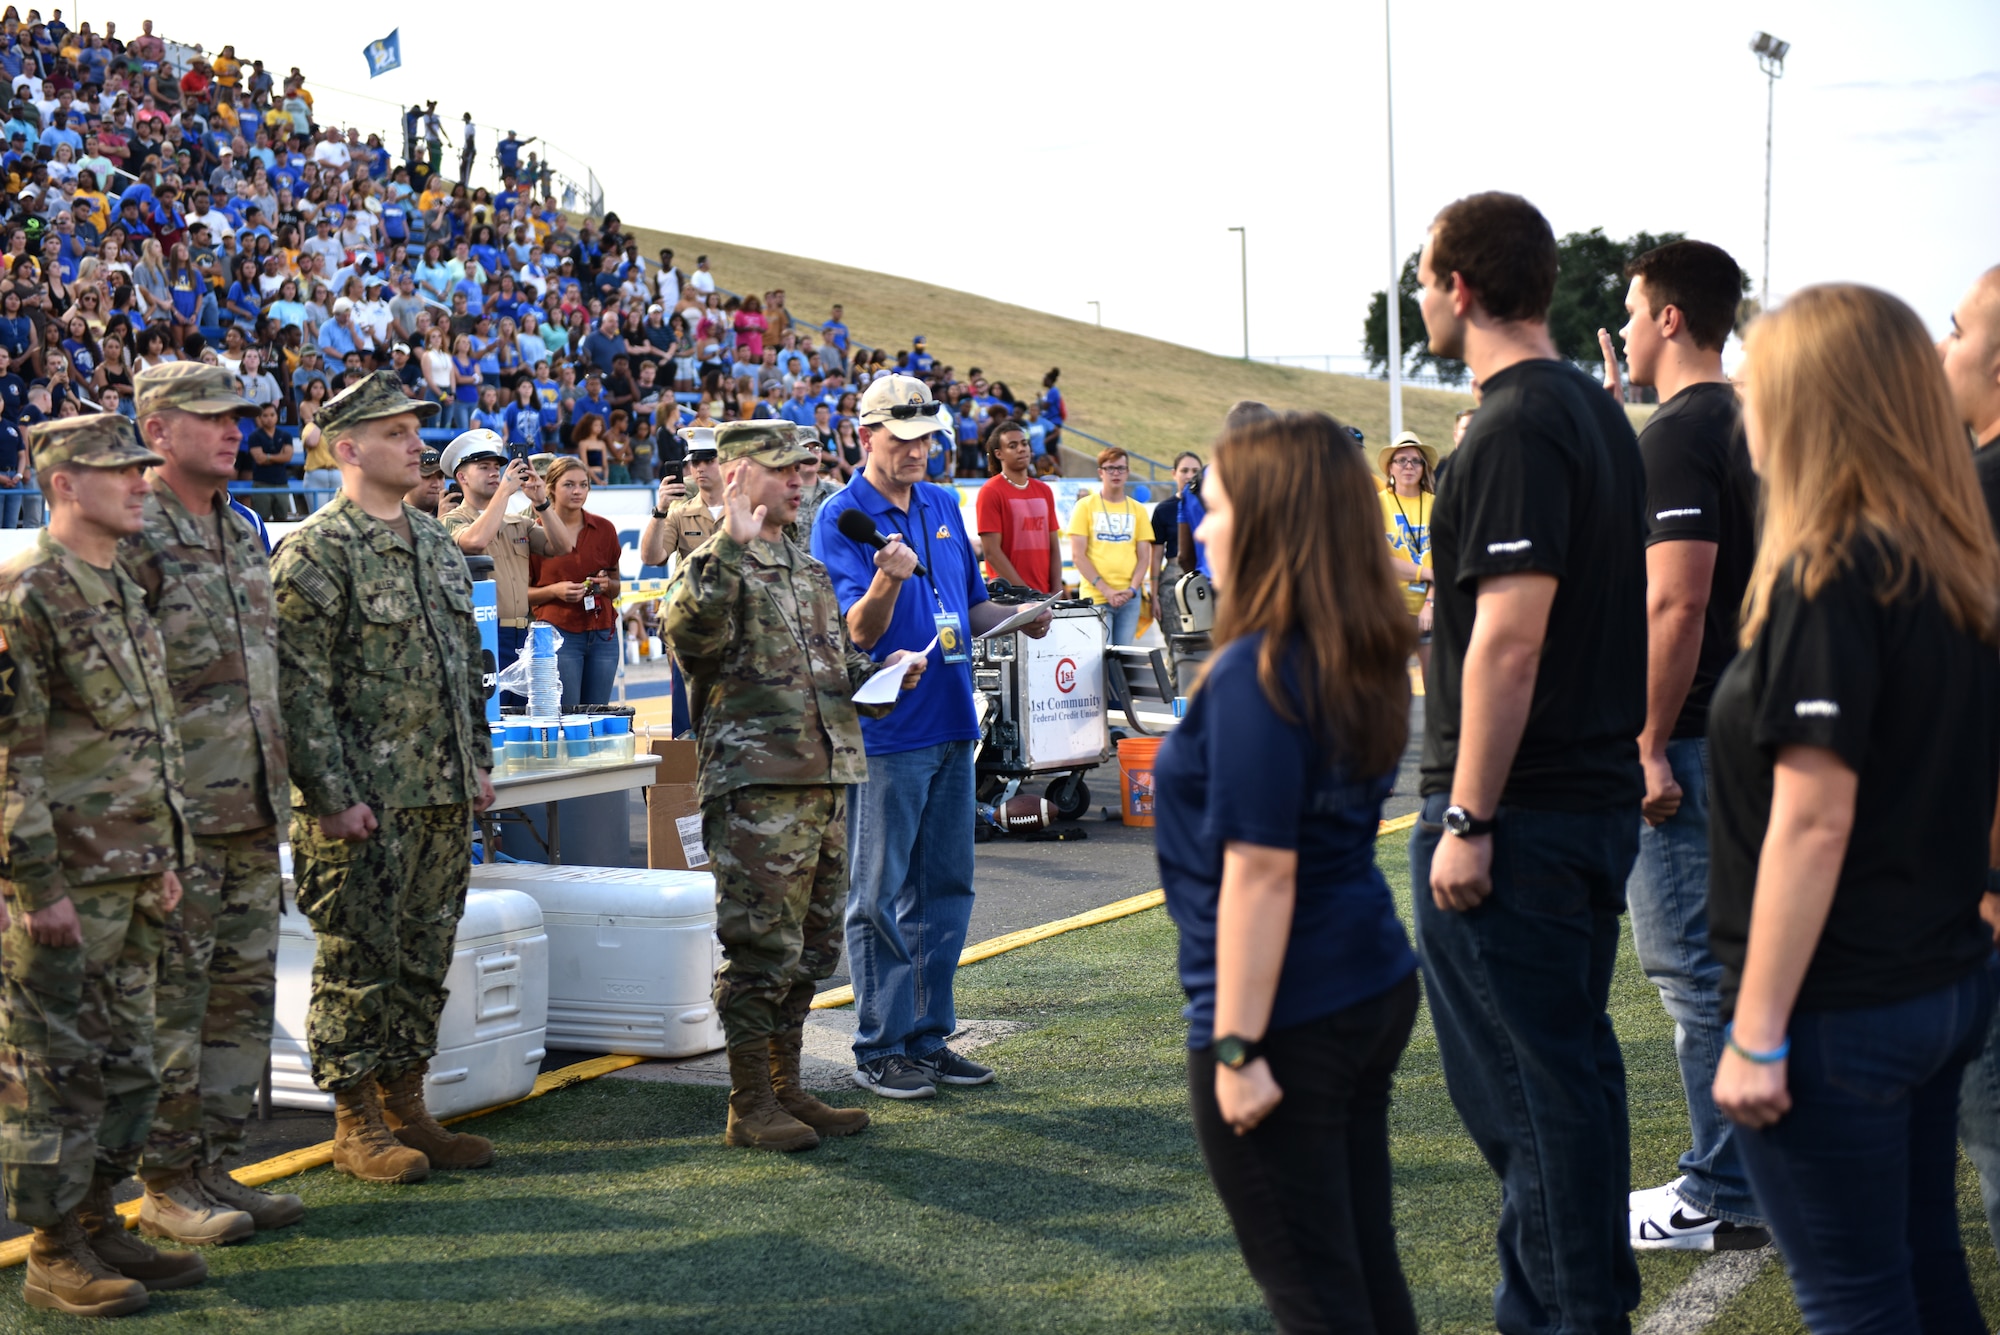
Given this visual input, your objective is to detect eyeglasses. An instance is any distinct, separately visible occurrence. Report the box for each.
[1391,456,1424,466]
[1099,466,1129,475]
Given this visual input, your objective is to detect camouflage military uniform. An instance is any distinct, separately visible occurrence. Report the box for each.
[120,364,291,1182]
[271,378,491,1092]
[663,425,888,1048]
[792,475,842,552]
[0,421,192,1230]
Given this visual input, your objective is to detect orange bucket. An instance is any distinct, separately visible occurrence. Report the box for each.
[1118,737,1162,827]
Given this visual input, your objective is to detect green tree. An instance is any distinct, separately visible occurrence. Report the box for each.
[1362,251,1468,386]
[1548,228,1684,368]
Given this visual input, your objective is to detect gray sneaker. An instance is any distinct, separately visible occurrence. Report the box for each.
[912,1047,994,1086]
[851,1054,936,1100]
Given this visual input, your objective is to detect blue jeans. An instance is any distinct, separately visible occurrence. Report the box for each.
[845,739,976,1065]
[1956,958,2000,1252]
[555,627,620,708]
[1412,792,1640,1335]
[0,489,24,529]
[1625,737,1760,1225]
[1101,597,1140,645]
[1739,969,1992,1335]
[444,400,475,431]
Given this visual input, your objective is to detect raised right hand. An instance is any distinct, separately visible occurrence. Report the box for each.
[654,477,686,510]
[1598,328,1625,402]
[722,463,766,544]
[320,803,379,843]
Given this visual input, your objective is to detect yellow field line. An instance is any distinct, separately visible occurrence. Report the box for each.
[0,816,1419,1265]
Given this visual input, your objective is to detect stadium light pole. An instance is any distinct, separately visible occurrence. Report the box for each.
[1751,32,1789,310]
[1384,0,1404,437]
[1228,227,1248,360]
[1088,301,1101,328]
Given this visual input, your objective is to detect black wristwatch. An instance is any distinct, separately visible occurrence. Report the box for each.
[649,506,670,519]
[535,499,551,513]
[1443,805,1497,838]
[1213,1034,1265,1070]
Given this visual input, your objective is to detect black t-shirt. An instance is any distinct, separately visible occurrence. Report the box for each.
[1975,437,2000,539]
[1640,382,1758,739]
[1707,538,1999,1013]
[0,416,23,474]
[1420,358,1646,810]
[1153,493,1181,563]
[247,429,292,486]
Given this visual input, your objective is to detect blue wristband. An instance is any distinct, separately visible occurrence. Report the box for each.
[1724,1022,1789,1064]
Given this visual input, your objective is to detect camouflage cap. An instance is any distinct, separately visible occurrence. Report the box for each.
[418,446,442,477]
[716,421,815,468]
[28,413,165,471]
[134,360,254,419]
[317,370,439,439]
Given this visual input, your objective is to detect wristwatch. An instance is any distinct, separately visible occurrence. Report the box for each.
[1443,805,1497,838]
[1213,1034,1265,1070]
[534,499,551,512]
[649,507,670,519]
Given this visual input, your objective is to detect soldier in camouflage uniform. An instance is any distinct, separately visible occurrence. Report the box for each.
[270,372,497,1186]
[664,420,922,1151]
[119,363,298,1245]
[0,416,206,1316]
[789,426,843,551]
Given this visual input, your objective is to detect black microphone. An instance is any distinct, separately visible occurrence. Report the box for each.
[837,508,929,578]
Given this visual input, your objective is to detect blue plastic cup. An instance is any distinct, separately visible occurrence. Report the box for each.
[530,623,558,658]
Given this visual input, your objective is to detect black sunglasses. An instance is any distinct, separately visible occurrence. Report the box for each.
[880,401,942,420]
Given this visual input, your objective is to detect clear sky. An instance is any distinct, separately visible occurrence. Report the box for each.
[130,0,1999,361]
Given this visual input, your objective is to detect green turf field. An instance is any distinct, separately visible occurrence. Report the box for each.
[2,834,1994,1332]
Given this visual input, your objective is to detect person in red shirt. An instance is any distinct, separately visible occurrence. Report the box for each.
[178,58,211,105]
[529,457,625,706]
[974,421,1061,593]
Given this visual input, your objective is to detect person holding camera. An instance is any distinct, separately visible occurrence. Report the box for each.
[530,457,623,708]
[439,430,576,696]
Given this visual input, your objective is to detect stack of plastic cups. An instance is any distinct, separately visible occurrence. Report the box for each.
[526,623,562,722]
[559,715,594,766]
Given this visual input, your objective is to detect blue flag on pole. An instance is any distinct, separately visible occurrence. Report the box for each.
[363,29,401,78]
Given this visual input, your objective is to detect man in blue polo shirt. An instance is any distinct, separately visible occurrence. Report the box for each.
[811,375,1051,1100]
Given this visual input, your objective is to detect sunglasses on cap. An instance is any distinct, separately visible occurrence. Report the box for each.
[878,401,943,421]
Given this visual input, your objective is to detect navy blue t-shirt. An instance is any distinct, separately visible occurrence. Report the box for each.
[1155,634,1416,1049]
[811,471,988,756]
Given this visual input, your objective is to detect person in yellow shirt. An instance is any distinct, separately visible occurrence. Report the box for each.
[1378,432,1436,671]
[1068,447,1155,645]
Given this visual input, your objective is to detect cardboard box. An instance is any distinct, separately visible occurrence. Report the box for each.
[646,738,707,870]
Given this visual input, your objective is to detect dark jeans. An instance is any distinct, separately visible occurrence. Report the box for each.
[496,623,526,710]
[1190,972,1422,1335]
[1411,792,1640,1335]
[1737,969,1993,1335]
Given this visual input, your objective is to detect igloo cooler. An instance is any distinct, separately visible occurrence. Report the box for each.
[272,888,551,1117]
[464,863,725,1058]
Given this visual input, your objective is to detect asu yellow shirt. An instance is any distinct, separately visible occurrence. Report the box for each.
[1067,492,1154,604]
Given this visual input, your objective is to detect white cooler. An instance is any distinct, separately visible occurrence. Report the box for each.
[464,863,725,1058]
[272,888,551,1117]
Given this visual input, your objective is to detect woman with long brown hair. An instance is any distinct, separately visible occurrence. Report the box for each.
[1154,409,1419,1334]
[1708,284,2000,1331]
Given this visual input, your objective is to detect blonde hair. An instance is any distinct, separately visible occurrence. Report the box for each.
[1740,283,2000,647]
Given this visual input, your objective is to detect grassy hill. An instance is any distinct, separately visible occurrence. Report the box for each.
[623,224,1476,472]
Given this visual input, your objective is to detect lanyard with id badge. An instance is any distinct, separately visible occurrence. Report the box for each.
[886,503,967,666]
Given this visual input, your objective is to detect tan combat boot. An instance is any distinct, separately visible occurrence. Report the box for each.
[332,1081,431,1184]
[725,1039,820,1151]
[195,1160,305,1230]
[380,1064,495,1169]
[78,1176,207,1291]
[771,1026,869,1137]
[23,1212,150,1317]
[137,1169,254,1246]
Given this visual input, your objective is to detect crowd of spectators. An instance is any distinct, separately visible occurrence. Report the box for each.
[0,8,1077,525]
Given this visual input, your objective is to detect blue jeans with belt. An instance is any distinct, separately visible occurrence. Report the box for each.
[1739,968,1992,1335]
[1412,792,1641,1335]
[1625,737,1761,1224]
[844,740,976,1065]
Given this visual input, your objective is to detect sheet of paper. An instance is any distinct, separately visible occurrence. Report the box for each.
[852,635,939,706]
[976,593,1064,640]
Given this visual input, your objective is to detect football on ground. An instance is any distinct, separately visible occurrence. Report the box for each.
[998,795,1054,833]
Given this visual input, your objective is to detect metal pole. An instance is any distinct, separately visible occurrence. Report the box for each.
[1761,69,1774,310]
[1229,227,1248,359]
[1088,301,1100,328]
[1384,0,1404,437]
